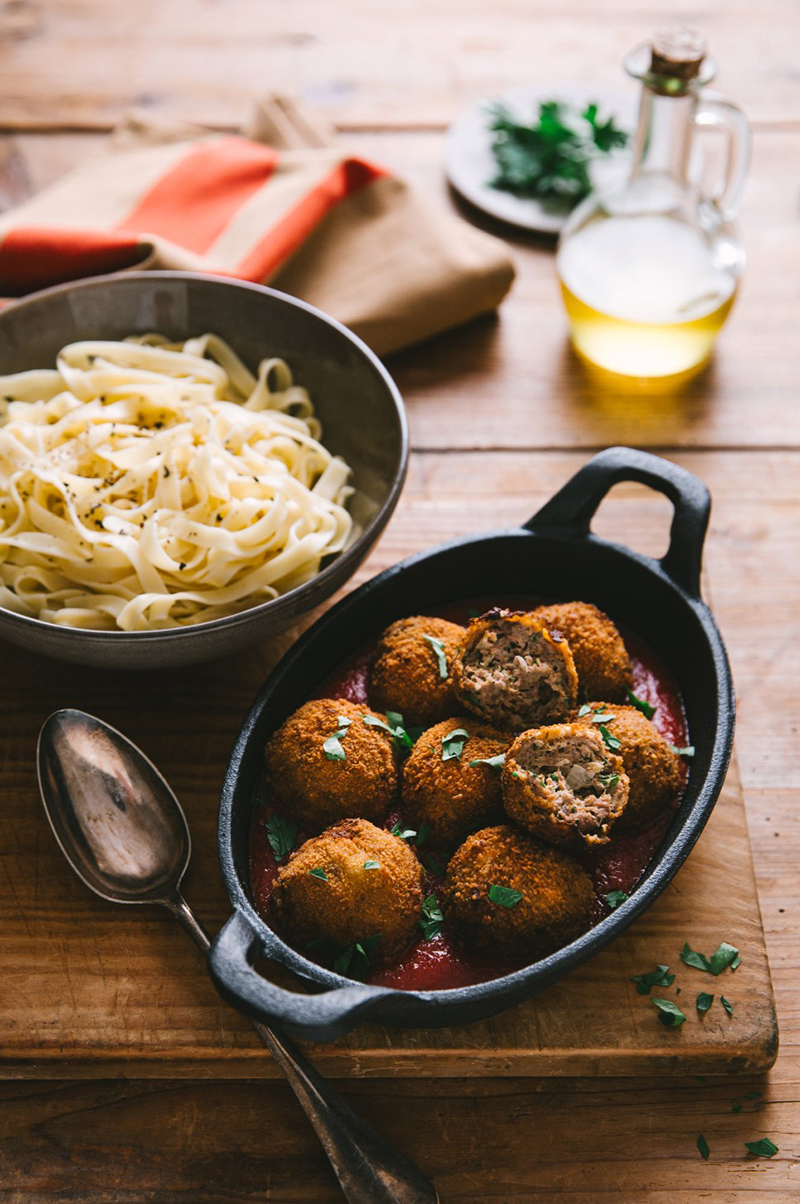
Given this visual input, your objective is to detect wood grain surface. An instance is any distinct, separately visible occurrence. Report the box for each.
[1,0,799,1198]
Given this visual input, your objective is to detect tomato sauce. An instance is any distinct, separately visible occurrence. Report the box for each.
[249,598,689,992]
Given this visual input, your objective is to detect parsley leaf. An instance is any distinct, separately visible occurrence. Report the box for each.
[721,996,733,1016]
[681,941,740,976]
[323,715,352,761]
[419,893,444,941]
[488,884,523,908]
[680,942,712,973]
[422,851,445,877]
[442,727,470,761]
[308,867,329,882]
[363,711,417,754]
[468,753,506,770]
[591,710,615,723]
[332,934,381,981]
[598,724,622,751]
[631,965,675,996]
[652,997,687,1027]
[422,634,449,679]
[363,859,380,870]
[577,703,592,717]
[265,813,298,863]
[696,992,714,1013]
[670,744,696,757]
[416,822,431,848]
[744,1138,778,1158]
[604,890,629,910]
[697,1134,710,1160]
[390,822,417,842]
[626,688,657,719]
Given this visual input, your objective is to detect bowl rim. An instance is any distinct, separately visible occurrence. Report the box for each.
[0,269,409,643]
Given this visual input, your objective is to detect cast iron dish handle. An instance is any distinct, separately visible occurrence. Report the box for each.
[211,908,402,1041]
[525,446,710,599]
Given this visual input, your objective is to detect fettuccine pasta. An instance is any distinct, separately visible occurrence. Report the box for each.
[0,335,354,631]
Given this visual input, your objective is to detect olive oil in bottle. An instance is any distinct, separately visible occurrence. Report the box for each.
[556,29,749,380]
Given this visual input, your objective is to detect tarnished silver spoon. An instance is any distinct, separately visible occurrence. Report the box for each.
[37,708,437,1204]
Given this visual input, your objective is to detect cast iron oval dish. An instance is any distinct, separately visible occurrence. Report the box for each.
[210,447,735,1041]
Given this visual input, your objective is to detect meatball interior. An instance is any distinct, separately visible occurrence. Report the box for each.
[453,609,578,729]
[401,717,510,848]
[271,818,424,964]
[370,615,465,726]
[502,723,629,848]
[534,601,633,702]
[576,703,684,831]
[440,824,594,958]
[264,698,398,832]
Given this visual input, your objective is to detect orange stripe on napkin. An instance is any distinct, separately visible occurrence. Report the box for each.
[115,137,280,254]
[0,228,145,294]
[235,157,387,282]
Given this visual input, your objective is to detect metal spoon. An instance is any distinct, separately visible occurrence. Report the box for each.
[37,708,437,1204]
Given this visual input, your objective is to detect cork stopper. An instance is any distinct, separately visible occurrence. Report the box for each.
[650,28,707,81]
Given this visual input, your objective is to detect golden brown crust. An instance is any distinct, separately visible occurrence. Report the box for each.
[401,717,511,848]
[369,615,465,726]
[263,698,398,832]
[576,703,684,831]
[502,722,629,850]
[452,609,578,730]
[534,602,634,702]
[440,824,594,958]
[271,818,424,963]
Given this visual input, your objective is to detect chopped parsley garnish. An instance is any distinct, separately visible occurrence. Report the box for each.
[422,634,449,679]
[265,813,298,863]
[468,753,506,771]
[323,714,352,761]
[680,941,740,976]
[598,724,621,751]
[652,997,687,1027]
[441,727,470,761]
[697,1134,710,1160]
[422,851,445,877]
[597,772,620,789]
[626,688,657,719]
[744,1138,778,1158]
[696,992,714,1013]
[390,822,417,841]
[363,859,380,871]
[730,953,742,971]
[577,703,592,717]
[604,890,628,910]
[591,710,615,723]
[332,934,381,980]
[419,893,444,941]
[721,996,733,1016]
[488,884,523,908]
[308,867,329,882]
[416,822,431,847]
[631,965,675,996]
[362,711,418,754]
[670,744,696,758]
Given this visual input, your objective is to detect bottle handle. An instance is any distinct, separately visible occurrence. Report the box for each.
[693,91,751,223]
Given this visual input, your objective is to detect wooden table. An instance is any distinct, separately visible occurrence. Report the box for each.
[1,2,799,1199]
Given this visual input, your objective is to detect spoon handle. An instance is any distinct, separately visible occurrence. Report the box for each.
[167,895,438,1204]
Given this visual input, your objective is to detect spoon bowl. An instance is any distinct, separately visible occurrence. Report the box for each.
[38,709,190,905]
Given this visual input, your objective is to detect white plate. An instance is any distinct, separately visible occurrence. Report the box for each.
[445,82,638,234]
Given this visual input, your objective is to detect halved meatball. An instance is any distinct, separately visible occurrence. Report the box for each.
[452,609,578,730]
[264,698,398,832]
[440,824,594,958]
[401,717,510,848]
[271,818,424,964]
[534,601,633,702]
[502,723,629,849]
[576,703,684,831]
[370,615,465,727]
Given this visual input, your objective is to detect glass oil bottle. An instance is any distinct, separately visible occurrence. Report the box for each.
[557,29,750,379]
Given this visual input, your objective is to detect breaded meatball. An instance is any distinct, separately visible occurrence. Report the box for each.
[452,609,578,730]
[576,703,684,830]
[534,601,633,701]
[370,615,465,726]
[440,824,594,958]
[271,818,424,964]
[502,723,629,849]
[264,698,398,832]
[401,718,510,848]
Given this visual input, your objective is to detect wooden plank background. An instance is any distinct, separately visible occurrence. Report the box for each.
[1,0,799,1198]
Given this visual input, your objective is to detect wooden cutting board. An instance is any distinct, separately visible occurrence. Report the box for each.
[0,632,777,1081]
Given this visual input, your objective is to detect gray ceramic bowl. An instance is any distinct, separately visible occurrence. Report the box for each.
[0,272,408,669]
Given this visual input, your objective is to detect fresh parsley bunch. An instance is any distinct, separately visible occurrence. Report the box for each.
[487,99,628,206]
